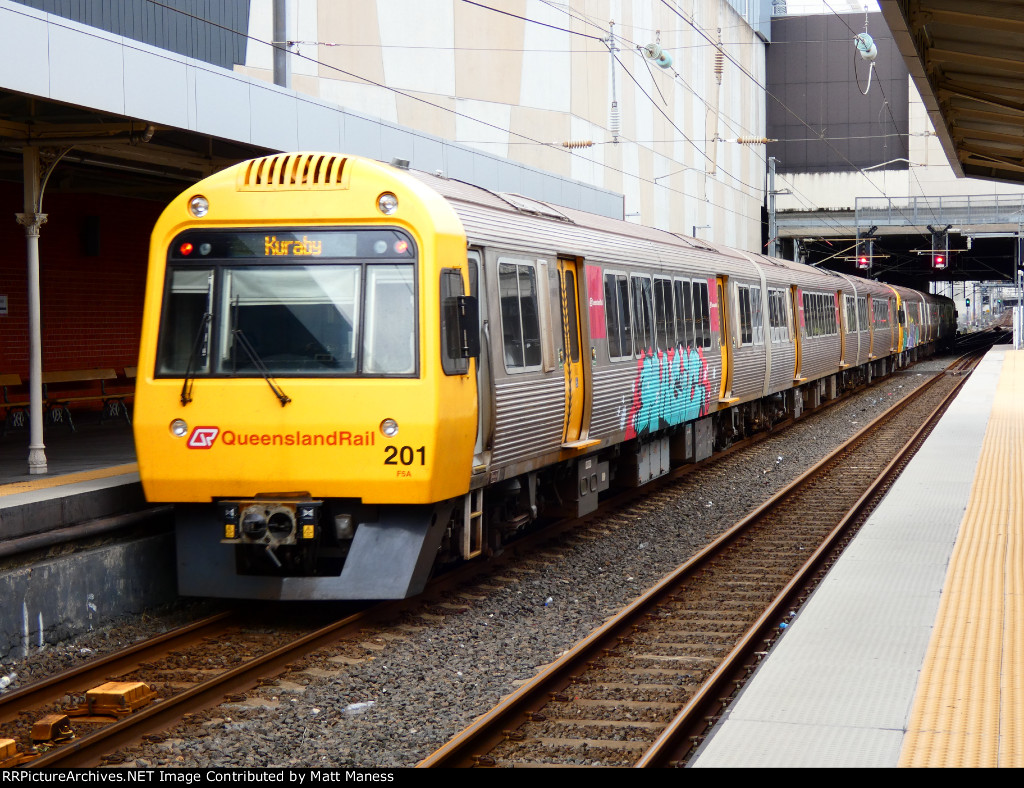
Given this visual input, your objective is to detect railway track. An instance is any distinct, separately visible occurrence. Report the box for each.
[1,342,999,768]
[418,348,986,768]
[0,607,387,767]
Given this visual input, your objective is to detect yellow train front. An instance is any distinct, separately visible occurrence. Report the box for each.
[134,154,478,599]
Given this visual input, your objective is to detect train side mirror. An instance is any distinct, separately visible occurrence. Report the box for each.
[457,295,480,358]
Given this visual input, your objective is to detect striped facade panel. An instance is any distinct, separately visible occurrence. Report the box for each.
[847,331,869,367]
[730,345,766,399]
[767,341,795,394]
[12,0,249,69]
[589,362,638,440]
[491,375,564,468]
[799,335,841,380]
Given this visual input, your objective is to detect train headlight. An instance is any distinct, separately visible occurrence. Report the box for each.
[380,418,399,438]
[170,419,188,437]
[377,192,399,215]
[188,195,210,218]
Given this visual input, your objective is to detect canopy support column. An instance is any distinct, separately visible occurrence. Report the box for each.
[16,146,47,475]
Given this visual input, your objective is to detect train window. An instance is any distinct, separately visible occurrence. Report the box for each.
[750,285,763,345]
[618,276,633,354]
[563,268,580,364]
[858,297,868,330]
[844,295,857,332]
[159,228,421,379]
[157,268,214,375]
[363,266,416,374]
[802,291,835,339]
[631,275,654,355]
[767,288,788,344]
[873,299,889,326]
[653,277,674,351]
[498,261,542,371]
[604,273,632,360]
[440,269,469,376]
[216,266,365,375]
[694,280,711,349]
[675,279,693,348]
[737,285,753,345]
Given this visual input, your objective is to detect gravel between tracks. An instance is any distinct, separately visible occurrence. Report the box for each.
[0,359,951,767]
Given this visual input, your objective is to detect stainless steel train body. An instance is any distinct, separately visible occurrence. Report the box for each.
[135,153,956,600]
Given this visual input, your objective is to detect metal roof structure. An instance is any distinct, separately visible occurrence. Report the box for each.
[880,0,1024,185]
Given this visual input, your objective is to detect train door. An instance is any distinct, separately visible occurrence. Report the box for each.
[837,291,847,366]
[468,249,490,470]
[716,276,733,400]
[890,297,898,352]
[557,258,585,444]
[867,295,874,357]
[791,285,804,380]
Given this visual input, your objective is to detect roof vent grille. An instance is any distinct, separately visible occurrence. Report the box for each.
[239,154,348,190]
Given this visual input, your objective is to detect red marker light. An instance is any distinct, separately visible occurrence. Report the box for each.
[393,240,409,254]
[180,242,194,256]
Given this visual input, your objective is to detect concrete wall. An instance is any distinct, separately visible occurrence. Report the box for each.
[0,533,176,660]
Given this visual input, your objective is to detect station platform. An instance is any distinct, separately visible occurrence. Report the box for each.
[0,419,140,542]
[691,345,1023,768]
[0,418,178,662]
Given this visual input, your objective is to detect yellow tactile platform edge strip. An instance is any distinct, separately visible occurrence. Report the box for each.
[900,351,1024,767]
[0,463,138,497]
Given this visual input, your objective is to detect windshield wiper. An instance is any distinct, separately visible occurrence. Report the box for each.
[232,329,291,407]
[180,312,211,406]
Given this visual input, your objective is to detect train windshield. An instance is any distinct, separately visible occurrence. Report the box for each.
[156,229,417,378]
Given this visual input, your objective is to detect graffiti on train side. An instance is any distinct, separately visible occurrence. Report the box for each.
[622,345,714,439]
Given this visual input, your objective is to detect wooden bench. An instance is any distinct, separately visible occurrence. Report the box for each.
[44,367,134,431]
[0,367,136,434]
[0,373,29,435]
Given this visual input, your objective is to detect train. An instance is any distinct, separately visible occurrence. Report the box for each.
[133,152,956,600]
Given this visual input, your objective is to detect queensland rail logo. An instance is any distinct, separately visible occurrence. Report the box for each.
[187,426,220,448]
[186,425,376,449]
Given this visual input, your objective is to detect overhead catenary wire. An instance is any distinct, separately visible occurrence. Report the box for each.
[660,0,932,236]
[139,0,879,241]
[136,0,765,228]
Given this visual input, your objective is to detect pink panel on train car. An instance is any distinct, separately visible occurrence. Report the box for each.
[707,277,719,332]
[585,265,606,339]
[834,292,841,326]
[797,288,805,327]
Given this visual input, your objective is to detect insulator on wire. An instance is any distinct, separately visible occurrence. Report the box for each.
[854,32,877,62]
[642,42,673,69]
[734,137,772,144]
[714,29,724,85]
[561,140,595,149]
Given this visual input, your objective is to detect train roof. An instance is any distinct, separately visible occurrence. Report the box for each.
[404,164,947,304]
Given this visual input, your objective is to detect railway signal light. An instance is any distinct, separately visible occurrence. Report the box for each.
[855,237,873,269]
[930,225,951,270]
